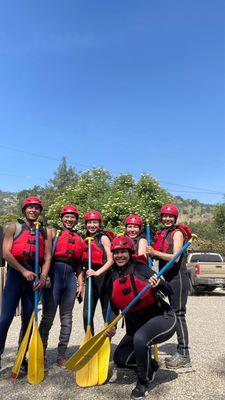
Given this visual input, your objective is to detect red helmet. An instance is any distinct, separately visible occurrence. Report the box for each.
[61,205,79,218]
[160,204,179,218]
[84,210,103,223]
[22,196,43,211]
[125,214,143,228]
[111,235,135,253]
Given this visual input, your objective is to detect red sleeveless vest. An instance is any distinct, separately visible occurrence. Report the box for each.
[11,222,45,262]
[152,224,191,254]
[82,231,108,268]
[53,229,83,262]
[111,264,156,312]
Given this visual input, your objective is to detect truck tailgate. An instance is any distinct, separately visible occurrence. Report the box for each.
[198,262,225,278]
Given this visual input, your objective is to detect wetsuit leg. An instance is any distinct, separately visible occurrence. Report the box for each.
[168,270,189,356]
[113,334,136,368]
[19,279,35,348]
[39,263,63,351]
[58,265,77,356]
[0,268,24,355]
[133,309,176,383]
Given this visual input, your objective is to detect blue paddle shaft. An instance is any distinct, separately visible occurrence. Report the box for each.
[51,235,59,256]
[105,301,111,324]
[87,239,93,326]
[121,239,192,316]
[34,224,39,321]
[146,225,153,267]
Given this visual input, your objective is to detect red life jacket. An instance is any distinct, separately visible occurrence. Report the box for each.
[11,221,46,262]
[111,264,156,312]
[53,228,83,262]
[152,224,191,254]
[82,230,111,269]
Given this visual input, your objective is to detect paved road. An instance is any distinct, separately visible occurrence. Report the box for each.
[0,290,225,400]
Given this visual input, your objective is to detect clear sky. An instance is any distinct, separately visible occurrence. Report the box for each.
[0,1,224,204]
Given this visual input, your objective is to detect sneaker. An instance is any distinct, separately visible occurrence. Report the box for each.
[165,353,191,369]
[130,381,149,399]
[164,351,180,363]
[56,355,68,368]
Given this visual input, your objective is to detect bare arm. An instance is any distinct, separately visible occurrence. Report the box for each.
[3,224,36,281]
[138,238,147,257]
[86,235,113,277]
[146,230,184,262]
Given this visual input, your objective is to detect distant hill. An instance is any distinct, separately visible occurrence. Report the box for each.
[0,190,18,213]
[172,196,215,224]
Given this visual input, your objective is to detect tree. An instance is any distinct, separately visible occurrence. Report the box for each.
[49,156,77,191]
[214,202,225,236]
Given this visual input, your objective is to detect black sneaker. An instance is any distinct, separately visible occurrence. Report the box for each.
[130,381,148,399]
[20,358,28,374]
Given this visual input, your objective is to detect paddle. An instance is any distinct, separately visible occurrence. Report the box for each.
[27,221,44,384]
[11,291,43,380]
[52,229,61,255]
[97,301,111,385]
[146,224,158,362]
[66,236,194,372]
[75,237,99,387]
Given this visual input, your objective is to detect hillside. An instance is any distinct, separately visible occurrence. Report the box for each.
[172,196,216,224]
[0,190,18,214]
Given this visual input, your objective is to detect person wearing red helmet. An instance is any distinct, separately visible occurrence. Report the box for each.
[125,214,147,257]
[105,236,176,400]
[146,204,191,370]
[82,210,113,333]
[39,205,83,368]
[0,196,52,372]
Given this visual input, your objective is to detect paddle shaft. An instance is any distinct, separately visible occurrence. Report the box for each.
[87,238,93,327]
[34,222,40,322]
[146,225,153,267]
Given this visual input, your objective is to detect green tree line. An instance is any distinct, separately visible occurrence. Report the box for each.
[0,157,224,252]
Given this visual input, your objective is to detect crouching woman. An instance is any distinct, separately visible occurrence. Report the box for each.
[106,236,177,400]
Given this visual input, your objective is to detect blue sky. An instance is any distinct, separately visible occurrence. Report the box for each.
[0,1,224,204]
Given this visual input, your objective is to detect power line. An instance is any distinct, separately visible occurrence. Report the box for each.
[0,144,224,196]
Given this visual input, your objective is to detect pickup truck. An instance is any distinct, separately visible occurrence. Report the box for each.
[186,251,225,295]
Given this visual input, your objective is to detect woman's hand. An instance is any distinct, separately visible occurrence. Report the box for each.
[86,269,99,277]
[22,269,37,282]
[148,273,160,288]
[146,245,155,257]
[104,326,117,338]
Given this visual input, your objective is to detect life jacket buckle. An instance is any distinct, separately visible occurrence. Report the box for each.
[65,250,74,255]
[119,276,127,284]
[122,287,132,295]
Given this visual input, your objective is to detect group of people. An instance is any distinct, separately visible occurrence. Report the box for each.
[0,196,191,399]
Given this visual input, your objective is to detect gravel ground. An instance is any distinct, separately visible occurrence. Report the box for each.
[0,290,225,400]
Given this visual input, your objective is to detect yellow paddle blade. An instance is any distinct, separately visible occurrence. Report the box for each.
[75,327,99,387]
[66,314,121,372]
[11,312,35,380]
[98,335,110,385]
[27,322,44,384]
